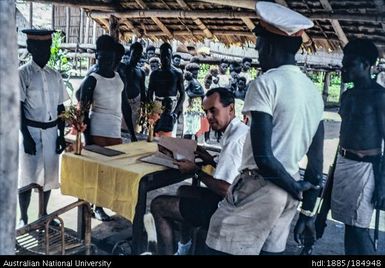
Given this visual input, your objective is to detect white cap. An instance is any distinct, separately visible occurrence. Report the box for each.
[255,1,313,37]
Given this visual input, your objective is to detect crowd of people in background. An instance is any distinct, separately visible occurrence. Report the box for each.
[104,38,256,143]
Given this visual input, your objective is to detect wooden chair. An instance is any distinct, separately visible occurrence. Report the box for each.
[16,185,94,255]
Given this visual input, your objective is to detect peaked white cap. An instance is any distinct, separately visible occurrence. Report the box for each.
[256,1,314,36]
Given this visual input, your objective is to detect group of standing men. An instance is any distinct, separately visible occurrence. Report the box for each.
[17,1,384,256]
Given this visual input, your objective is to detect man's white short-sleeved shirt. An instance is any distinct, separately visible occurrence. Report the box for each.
[240,65,323,176]
[213,117,249,184]
[19,60,68,122]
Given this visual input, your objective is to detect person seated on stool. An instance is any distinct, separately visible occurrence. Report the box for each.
[150,88,249,255]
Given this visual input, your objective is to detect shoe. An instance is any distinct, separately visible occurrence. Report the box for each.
[93,208,112,222]
[16,219,27,229]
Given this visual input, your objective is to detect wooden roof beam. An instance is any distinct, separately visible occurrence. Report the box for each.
[241,17,255,31]
[90,10,385,23]
[319,0,348,46]
[134,0,172,39]
[140,30,255,37]
[198,0,255,10]
[91,10,258,19]
[176,0,213,39]
[122,19,141,37]
[24,0,115,11]
[373,0,385,31]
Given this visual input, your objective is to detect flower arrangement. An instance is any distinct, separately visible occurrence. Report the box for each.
[138,101,163,141]
[59,103,89,154]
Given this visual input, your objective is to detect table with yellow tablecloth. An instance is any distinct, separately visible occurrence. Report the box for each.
[60,141,168,222]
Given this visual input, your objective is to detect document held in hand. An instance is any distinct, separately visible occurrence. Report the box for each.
[140,137,197,169]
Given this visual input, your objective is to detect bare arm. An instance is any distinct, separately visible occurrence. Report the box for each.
[173,72,185,115]
[301,121,325,211]
[147,72,155,103]
[79,76,96,145]
[250,111,316,200]
[176,160,229,197]
[140,69,146,102]
[121,90,137,142]
[373,91,385,209]
[20,102,36,155]
[196,169,230,197]
[56,104,66,153]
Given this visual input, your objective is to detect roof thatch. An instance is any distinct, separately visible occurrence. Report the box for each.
[27,0,385,57]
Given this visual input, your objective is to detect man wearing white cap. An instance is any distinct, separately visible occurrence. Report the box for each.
[18,29,69,228]
[205,2,324,255]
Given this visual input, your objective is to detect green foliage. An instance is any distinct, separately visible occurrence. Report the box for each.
[48,32,74,103]
[48,32,71,74]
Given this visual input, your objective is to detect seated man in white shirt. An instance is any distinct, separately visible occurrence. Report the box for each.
[150,87,249,255]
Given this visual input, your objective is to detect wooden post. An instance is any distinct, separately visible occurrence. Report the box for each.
[51,4,55,29]
[79,8,84,44]
[109,15,119,41]
[29,2,33,28]
[322,71,331,104]
[65,6,70,43]
[0,0,19,255]
[92,20,97,44]
[84,16,90,44]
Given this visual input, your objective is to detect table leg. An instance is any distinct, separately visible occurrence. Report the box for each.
[77,199,85,240]
[132,177,149,255]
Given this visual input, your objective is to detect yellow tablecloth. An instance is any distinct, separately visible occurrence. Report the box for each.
[60,141,167,222]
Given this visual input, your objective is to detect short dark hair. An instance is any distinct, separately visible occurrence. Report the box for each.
[146,45,155,52]
[130,42,143,54]
[115,43,125,60]
[185,62,200,71]
[238,76,247,83]
[254,24,302,54]
[96,35,115,52]
[160,42,172,52]
[189,56,200,64]
[220,58,230,65]
[343,38,379,66]
[172,54,181,59]
[242,57,252,64]
[206,87,235,107]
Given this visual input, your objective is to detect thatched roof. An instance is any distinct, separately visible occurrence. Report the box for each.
[28,0,385,57]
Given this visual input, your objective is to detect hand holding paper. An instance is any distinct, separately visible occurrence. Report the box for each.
[140,137,197,169]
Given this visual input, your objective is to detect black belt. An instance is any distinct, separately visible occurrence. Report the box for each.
[240,169,260,176]
[339,148,381,163]
[25,118,57,129]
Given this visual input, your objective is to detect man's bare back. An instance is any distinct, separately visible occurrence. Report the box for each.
[339,81,385,152]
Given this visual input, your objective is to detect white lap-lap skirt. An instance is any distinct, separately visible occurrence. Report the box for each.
[18,126,60,192]
[331,154,375,228]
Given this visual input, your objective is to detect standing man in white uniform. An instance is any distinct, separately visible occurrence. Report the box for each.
[18,29,68,228]
[205,2,324,255]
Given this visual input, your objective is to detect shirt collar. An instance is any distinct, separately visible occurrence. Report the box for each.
[265,64,300,74]
[30,60,49,72]
[220,117,241,147]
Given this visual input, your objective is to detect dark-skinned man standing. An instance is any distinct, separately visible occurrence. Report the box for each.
[330,39,385,255]
[205,2,324,255]
[79,35,135,221]
[125,42,146,132]
[18,29,68,228]
[147,43,185,137]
